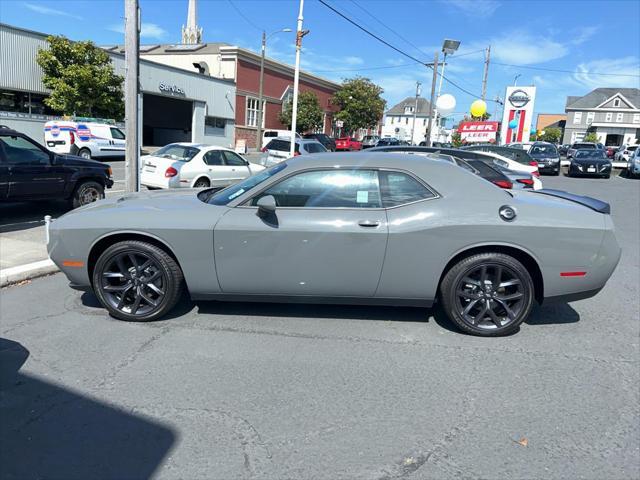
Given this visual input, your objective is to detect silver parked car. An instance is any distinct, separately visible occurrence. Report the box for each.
[47,153,621,336]
[260,137,326,167]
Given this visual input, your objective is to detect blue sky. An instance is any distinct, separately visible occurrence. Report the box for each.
[2,0,639,124]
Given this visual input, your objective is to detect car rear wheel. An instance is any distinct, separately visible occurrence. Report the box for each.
[93,241,183,322]
[440,253,535,336]
[71,181,104,208]
[194,177,210,188]
[78,148,92,159]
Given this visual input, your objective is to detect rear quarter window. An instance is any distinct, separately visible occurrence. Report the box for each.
[380,171,436,207]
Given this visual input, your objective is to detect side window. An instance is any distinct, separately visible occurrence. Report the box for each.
[110,128,125,140]
[203,150,224,166]
[223,151,247,166]
[379,171,435,207]
[0,135,50,165]
[251,169,381,208]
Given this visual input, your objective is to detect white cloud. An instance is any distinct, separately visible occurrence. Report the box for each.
[570,26,600,46]
[24,2,82,20]
[573,57,640,89]
[108,22,168,40]
[462,32,569,66]
[344,56,364,66]
[443,0,500,18]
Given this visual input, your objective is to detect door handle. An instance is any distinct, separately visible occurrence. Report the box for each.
[358,220,381,228]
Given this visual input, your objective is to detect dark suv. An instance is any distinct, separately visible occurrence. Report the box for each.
[0,126,113,207]
[302,133,336,152]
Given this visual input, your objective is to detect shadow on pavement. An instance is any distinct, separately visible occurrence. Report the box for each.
[0,337,176,479]
[0,201,71,234]
[525,302,580,326]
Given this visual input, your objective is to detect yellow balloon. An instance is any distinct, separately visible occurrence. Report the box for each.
[470,100,487,118]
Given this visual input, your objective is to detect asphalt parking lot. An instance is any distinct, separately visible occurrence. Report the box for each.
[1,171,639,479]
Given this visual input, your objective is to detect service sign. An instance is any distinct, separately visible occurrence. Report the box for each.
[458,121,499,143]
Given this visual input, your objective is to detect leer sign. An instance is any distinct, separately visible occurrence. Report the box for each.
[458,121,499,143]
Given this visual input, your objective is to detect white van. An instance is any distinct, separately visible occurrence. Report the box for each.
[261,130,301,149]
[44,120,126,159]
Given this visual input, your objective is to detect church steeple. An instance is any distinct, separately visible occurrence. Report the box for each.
[181,0,203,44]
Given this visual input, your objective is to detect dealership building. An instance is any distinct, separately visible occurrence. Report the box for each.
[0,23,236,147]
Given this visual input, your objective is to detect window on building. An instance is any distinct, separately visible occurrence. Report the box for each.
[405,117,409,125]
[205,116,227,136]
[245,97,265,128]
[397,117,401,123]
[573,112,582,124]
[633,114,640,124]
[423,118,427,126]
[616,112,624,122]
[0,89,55,116]
[586,112,595,125]
[404,106,414,114]
[606,112,613,122]
[390,117,394,124]
[614,98,621,107]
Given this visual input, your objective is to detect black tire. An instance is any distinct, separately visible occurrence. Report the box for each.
[554,169,560,176]
[193,177,210,188]
[71,180,104,208]
[440,252,535,336]
[92,240,184,322]
[78,148,92,159]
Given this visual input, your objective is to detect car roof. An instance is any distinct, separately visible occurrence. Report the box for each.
[272,136,320,143]
[0,126,22,136]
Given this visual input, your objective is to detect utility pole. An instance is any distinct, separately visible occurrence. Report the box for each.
[290,0,307,157]
[124,0,140,192]
[256,31,266,153]
[410,81,421,145]
[481,45,491,102]
[426,52,439,147]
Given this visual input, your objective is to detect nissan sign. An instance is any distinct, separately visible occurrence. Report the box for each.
[159,82,185,96]
[508,89,530,108]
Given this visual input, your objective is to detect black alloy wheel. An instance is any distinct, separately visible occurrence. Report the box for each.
[93,241,183,321]
[440,253,534,336]
[194,178,210,188]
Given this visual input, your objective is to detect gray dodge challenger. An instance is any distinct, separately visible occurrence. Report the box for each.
[47,153,621,336]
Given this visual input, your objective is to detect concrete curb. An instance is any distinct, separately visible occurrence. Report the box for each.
[0,259,59,287]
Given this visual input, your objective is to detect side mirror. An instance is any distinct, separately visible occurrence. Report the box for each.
[256,195,276,217]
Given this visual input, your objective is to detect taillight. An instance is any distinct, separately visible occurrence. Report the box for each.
[532,170,540,177]
[165,166,178,177]
[529,160,538,167]
[293,151,301,156]
[517,178,534,186]
[492,180,513,189]
[69,131,75,144]
[261,147,267,152]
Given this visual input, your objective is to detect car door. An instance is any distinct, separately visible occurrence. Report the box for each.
[222,151,251,182]
[0,144,9,198]
[109,127,126,157]
[202,149,237,187]
[1,133,67,198]
[214,168,388,296]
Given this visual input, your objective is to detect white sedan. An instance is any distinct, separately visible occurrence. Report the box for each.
[472,150,542,189]
[141,143,265,189]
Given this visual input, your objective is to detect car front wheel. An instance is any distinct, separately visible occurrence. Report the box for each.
[93,240,184,322]
[440,253,535,336]
[71,181,104,208]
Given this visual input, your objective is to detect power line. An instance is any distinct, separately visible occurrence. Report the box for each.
[317,0,489,101]
[226,0,262,33]
[492,61,640,78]
[312,62,421,73]
[349,0,426,58]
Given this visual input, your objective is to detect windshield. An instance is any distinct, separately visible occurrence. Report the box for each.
[153,144,200,162]
[206,162,288,205]
[575,150,606,159]
[529,144,557,156]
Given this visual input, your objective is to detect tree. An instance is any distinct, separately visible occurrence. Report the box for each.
[451,130,463,147]
[36,35,124,119]
[332,77,386,134]
[278,91,324,133]
[539,127,562,143]
[583,132,599,143]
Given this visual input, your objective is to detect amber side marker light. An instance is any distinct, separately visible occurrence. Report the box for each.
[560,271,586,277]
[62,260,84,267]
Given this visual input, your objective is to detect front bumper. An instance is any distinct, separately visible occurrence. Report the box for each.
[569,162,612,176]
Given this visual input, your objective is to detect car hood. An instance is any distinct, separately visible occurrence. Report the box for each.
[55,154,107,169]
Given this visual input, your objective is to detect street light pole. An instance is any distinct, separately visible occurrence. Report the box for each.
[290,0,307,157]
[426,51,439,147]
[124,0,140,193]
[256,28,291,153]
[514,73,521,86]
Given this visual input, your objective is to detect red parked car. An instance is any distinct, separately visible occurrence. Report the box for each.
[606,146,616,159]
[335,137,362,151]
